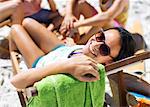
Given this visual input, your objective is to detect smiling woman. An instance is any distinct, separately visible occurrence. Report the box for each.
[8,18,139,90]
[88,29,117,60]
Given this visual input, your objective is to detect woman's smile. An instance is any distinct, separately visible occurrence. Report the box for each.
[89,40,100,57]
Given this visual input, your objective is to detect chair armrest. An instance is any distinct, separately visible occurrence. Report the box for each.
[0,19,11,28]
[105,51,150,73]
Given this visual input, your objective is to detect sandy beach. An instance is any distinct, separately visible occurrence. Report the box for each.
[0,0,150,107]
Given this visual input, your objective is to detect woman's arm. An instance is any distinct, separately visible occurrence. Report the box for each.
[60,0,78,31]
[11,55,99,89]
[65,0,77,17]
[11,61,68,89]
[73,0,125,28]
[77,26,102,44]
[0,0,8,2]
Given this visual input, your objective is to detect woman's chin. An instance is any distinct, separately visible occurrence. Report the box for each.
[83,49,96,58]
[82,48,89,55]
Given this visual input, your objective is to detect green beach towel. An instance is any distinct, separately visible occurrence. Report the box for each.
[28,64,105,107]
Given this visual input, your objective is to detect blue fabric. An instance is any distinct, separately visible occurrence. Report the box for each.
[51,44,65,51]
[35,45,84,68]
[32,56,43,68]
[26,9,53,24]
[129,92,150,100]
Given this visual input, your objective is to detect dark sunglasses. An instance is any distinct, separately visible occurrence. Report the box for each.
[95,30,115,59]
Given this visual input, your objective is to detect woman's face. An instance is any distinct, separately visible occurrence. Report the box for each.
[83,29,121,64]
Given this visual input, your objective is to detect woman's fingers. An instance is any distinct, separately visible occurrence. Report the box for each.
[67,55,100,82]
[78,67,100,82]
[70,21,74,29]
[67,21,70,30]
[60,27,67,37]
[74,64,100,82]
[75,55,98,67]
[83,65,99,78]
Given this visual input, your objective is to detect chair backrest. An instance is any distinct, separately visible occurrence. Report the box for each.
[10,51,26,107]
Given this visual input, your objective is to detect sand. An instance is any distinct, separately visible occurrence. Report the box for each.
[0,0,150,107]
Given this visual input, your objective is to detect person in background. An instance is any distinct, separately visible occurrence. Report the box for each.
[0,0,62,30]
[0,0,62,59]
[60,0,129,44]
[23,0,63,31]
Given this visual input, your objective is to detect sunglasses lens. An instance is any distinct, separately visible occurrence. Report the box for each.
[99,44,110,56]
[96,32,105,42]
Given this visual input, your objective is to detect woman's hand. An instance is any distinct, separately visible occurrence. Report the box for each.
[66,55,100,82]
[60,15,78,37]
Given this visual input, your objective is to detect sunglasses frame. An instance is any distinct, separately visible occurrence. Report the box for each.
[95,29,115,59]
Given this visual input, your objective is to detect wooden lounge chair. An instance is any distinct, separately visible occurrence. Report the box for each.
[0,19,11,28]
[10,49,150,107]
[10,20,150,107]
[106,50,150,106]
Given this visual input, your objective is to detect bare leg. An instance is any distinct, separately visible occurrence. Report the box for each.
[0,0,24,24]
[22,18,64,54]
[9,24,45,68]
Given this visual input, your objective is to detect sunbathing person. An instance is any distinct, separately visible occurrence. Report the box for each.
[10,18,136,89]
[0,0,63,58]
[60,0,129,44]
[0,0,24,24]
[23,0,63,31]
[0,0,62,30]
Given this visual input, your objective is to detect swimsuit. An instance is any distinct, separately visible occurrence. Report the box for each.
[32,45,84,68]
[26,9,53,25]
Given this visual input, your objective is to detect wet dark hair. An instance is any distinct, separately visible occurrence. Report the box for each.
[105,27,137,61]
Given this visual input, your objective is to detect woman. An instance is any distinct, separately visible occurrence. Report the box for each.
[10,18,136,89]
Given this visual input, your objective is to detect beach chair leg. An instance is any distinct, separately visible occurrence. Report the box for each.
[17,91,26,107]
[117,71,127,106]
[108,70,128,107]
